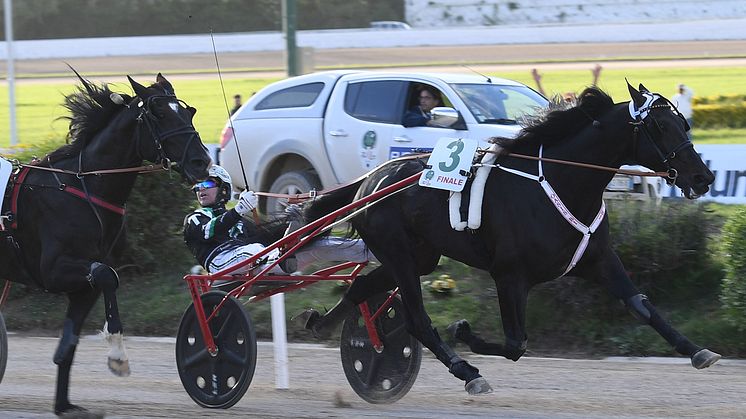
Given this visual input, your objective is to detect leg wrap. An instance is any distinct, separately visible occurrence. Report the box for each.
[88,262,119,290]
[624,294,651,324]
[53,318,79,365]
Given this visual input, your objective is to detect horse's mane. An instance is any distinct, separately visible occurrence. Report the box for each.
[43,77,133,164]
[494,86,615,149]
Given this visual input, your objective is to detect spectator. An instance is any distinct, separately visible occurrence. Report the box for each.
[402,85,444,127]
[672,84,694,139]
[531,64,603,102]
[530,68,547,97]
[230,94,242,115]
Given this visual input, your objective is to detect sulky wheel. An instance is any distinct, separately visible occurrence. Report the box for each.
[176,291,257,409]
[340,292,422,404]
[0,311,6,384]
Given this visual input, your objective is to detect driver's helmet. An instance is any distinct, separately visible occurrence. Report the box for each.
[207,165,233,204]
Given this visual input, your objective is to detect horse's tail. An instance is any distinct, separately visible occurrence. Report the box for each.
[304,179,364,225]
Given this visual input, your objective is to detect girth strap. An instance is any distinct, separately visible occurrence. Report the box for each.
[61,185,126,216]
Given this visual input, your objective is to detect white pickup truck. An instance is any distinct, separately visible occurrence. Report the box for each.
[218,70,549,213]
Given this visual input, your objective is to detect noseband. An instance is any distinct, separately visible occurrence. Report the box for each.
[629,93,693,184]
[136,94,203,170]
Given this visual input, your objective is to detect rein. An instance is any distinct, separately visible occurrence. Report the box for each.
[481,150,672,178]
[254,153,432,201]
[18,160,170,177]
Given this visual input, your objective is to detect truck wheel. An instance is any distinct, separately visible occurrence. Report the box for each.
[266,171,320,215]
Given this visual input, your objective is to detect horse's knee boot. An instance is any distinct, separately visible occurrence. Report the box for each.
[624,293,651,324]
[434,335,481,381]
[88,262,119,290]
[505,337,528,362]
[54,318,79,365]
[449,359,481,382]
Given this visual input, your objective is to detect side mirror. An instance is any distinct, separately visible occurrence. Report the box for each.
[430,107,465,129]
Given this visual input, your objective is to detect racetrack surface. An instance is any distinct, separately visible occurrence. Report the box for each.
[8,40,746,82]
[1,334,745,418]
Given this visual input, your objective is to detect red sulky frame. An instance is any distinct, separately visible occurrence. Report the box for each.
[182,171,422,356]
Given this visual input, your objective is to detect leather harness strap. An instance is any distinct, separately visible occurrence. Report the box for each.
[60,185,126,215]
[8,166,125,230]
[9,167,30,229]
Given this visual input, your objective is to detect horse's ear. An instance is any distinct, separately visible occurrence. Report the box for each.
[638,83,650,93]
[156,73,175,94]
[128,76,149,98]
[627,80,646,108]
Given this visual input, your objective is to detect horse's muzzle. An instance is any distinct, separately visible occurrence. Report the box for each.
[682,171,715,199]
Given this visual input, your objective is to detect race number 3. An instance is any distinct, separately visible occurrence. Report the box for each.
[438,140,465,172]
[419,137,478,192]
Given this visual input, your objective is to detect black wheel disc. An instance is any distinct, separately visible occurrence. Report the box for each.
[0,311,7,384]
[340,292,422,404]
[176,291,256,409]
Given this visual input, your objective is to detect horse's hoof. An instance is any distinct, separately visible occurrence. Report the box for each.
[465,377,493,395]
[447,319,471,342]
[108,357,131,377]
[56,404,105,419]
[691,348,721,369]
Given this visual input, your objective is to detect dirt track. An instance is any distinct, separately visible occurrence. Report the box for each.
[8,40,746,81]
[1,334,745,418]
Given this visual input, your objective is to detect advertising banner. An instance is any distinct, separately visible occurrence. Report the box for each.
[660,144,746,204]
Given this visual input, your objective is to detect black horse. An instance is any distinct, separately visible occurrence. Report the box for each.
[300,83,719,394]
[0,72,210,415]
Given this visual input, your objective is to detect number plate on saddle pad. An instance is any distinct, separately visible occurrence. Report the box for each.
[419,137,478,192]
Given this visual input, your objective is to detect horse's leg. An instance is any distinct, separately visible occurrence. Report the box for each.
[46,258,130,377]
[448,274,529,362]
[295,266,396,338]
[54,288,100,415]
[363,234,490,395]
[586,247,721,369]
[89,262,130,377]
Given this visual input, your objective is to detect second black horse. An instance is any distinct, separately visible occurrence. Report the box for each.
[300,82,719,394]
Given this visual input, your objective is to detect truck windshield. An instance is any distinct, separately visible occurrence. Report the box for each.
[451,84,548,125]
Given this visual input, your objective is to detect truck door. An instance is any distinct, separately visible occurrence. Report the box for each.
[323,79,407,183]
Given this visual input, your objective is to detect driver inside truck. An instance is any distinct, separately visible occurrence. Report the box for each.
[183,165,376,281]
[402,84,445,127]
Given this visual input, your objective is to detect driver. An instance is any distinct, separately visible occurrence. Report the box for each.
[183,165,375,279]
[402,85,444,127]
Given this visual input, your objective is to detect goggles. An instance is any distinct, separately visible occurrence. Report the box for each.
[192,179,218,192]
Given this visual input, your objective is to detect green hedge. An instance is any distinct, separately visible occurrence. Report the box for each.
[694,104,746,129]
[720,208,746,331]
[606,200,720,302]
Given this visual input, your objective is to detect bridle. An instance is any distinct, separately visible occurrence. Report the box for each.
[628,92,693,185]
[135,94,204,171]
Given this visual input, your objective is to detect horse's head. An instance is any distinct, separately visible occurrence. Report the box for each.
[128,74,210,184]
[627,82,714,199]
